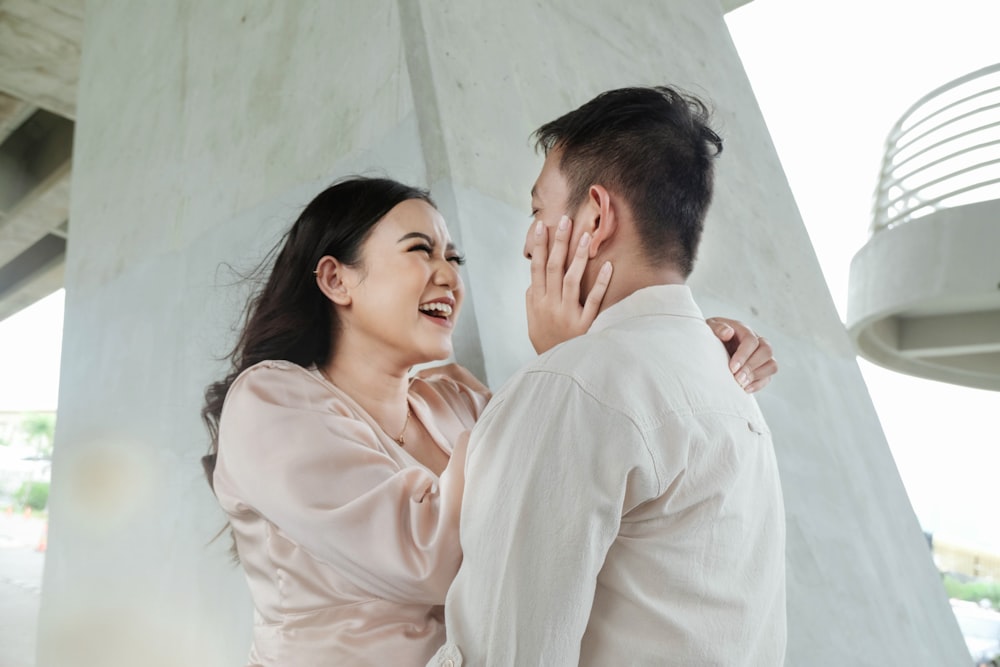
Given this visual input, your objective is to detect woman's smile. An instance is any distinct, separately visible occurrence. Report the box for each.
[419,297,456,327]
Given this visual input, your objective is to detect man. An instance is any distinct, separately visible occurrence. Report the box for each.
[431,86,786,665]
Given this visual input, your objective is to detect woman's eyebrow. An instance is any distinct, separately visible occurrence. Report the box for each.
[397,232,434,244]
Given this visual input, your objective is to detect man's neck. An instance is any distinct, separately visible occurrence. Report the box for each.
[595,260,687,314]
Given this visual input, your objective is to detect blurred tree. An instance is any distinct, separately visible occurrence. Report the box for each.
[943,574,1000,609]
[15,480,49,511]
[20,412,56,458]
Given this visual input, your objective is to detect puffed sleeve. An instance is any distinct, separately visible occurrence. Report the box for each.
[214,362,466,605]
[413,362,492,423]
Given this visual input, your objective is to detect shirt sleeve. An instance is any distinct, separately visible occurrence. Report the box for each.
[215,363,466,605]
[430,369,659,666]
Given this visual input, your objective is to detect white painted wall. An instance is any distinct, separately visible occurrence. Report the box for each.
[38,1,969,665]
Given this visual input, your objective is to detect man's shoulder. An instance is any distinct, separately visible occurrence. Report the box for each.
[536,312,713,374]
[485,332,636,418]
[521,315,760,425]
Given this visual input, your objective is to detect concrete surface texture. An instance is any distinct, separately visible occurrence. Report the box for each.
[37,1,970,665]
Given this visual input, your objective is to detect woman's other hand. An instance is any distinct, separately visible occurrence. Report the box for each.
[706,317,777,393]
[526,215,613,354]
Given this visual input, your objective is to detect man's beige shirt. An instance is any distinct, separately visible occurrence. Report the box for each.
[432,284,786,666]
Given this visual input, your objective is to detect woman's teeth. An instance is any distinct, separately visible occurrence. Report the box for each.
[419,302,453,318]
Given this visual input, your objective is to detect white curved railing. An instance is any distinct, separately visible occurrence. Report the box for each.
[872,63,1000,233]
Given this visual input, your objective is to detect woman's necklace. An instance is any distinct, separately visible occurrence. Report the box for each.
[318,366,411,446]
[391,408,412,446]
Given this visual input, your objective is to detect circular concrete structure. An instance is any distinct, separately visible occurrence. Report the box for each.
[847,199,1000,390]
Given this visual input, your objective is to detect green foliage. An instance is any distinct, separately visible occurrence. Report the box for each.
[19,412,56,458]
[15,481,49,511]
[944,574,1000,609]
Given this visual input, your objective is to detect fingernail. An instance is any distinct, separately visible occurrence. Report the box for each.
[737,371,749,387]
[600,261,612,276]
[579,232,590,248]
[535,220,544,236]
[730,359,742,373]
[558,215,570,231]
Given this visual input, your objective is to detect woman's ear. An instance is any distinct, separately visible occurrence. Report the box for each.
[314,256,352,306]
[586,184,618,258]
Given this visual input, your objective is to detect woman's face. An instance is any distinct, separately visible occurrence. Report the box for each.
[335,199,465,365]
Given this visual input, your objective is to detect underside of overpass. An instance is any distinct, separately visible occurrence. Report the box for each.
[0,0,81,322]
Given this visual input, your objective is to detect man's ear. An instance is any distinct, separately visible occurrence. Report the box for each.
[315,255,353,306]
[585,184,618,258]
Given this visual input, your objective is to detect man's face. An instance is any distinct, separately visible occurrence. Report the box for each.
[524,148,610,305]
[524,148,588,262]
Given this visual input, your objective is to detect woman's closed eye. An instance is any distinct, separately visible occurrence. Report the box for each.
[409,243,434,257]
[409,244,466,266]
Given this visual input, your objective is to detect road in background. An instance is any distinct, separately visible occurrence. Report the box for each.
[0,512,46,667]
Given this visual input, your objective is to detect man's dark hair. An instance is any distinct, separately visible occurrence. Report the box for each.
[533,86,723,276]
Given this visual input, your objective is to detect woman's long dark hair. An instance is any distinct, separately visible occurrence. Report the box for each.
[201,177,434,492]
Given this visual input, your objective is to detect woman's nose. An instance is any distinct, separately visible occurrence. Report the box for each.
[435,259,461,288]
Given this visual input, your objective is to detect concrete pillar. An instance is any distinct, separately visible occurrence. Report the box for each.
[39,1,969,665]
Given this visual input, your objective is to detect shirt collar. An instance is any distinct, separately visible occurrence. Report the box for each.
[589,284,704,335]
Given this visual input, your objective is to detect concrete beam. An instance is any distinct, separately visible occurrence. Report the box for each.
[0,160,71,267]
[0,104,72,323]
[0,0,83,119]
[0,232,64,321]
[0,105,73,304]
[0,91,35,144]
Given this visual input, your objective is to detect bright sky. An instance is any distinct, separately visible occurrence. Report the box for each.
[727,0,1000,551]
[0,289,62,413]
[0,0,996,552]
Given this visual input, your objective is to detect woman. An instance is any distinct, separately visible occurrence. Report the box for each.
[201,177,775,666]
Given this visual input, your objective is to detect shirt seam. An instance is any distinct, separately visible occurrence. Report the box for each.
[506,368,664,494]
[521,366,768,432]
[590,310,706,334]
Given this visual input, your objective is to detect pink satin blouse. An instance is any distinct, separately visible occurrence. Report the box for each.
[213,360,490,666]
